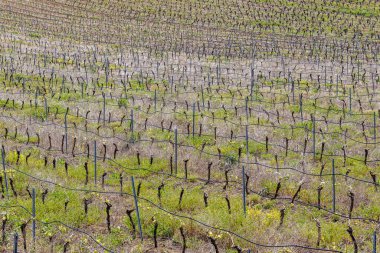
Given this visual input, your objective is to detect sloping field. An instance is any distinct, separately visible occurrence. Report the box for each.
[0,0,379,252]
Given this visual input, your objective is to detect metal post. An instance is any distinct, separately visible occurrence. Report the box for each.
[103,92,106,125]
[130,109,134,133]
[130,109,134,142]
[2,148,8,198]
[32,188,36,243]
[313,116,316,160]
[332,159,336,213]
[373,231,377,253]
[374,111,377,146]
[174,128,178,175]
[131,176,143,241]
[201,85,205,109]
[250,66,254,100]
[242,166,246,216]
[245,97,249,122]
[299,94,303,121]
[349,88,352,114]
[13,233,18,253]
[64,108,68,153]
[94,141,97,185]
[192,103,195,138]
[245,125,249,160]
